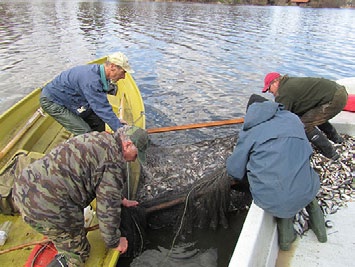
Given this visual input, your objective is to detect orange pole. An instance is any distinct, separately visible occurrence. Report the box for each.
[147,117,244,134]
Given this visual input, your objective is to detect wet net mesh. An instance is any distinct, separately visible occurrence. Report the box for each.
[118,134,252,257]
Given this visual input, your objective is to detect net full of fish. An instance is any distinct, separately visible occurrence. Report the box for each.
[293,134,355,236]
[135,134,252,234]
[137,135,237,202]
[136,133,354,237]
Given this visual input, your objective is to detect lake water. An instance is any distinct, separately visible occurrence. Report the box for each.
[1,0,354,266]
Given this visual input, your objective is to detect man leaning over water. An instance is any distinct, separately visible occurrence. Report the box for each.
[40,52,134,135]
[227,94,327,251]
[262,72,348,160]
[13,125,150,267]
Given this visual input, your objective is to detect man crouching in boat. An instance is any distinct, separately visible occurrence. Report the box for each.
[40,52,133,135]
[13,125,150,267]
[227,94,327,251]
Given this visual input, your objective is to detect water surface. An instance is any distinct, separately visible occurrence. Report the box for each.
[0,1,354,266]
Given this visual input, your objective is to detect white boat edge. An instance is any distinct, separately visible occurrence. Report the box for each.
[228,77,355,267]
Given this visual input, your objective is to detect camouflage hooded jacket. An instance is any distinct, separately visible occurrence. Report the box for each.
[13,131,127,248]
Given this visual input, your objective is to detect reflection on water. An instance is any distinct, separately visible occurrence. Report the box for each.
[119,211,246,267]
[1,2,354,133]
[0,1,355,266]
[130,245,217,267]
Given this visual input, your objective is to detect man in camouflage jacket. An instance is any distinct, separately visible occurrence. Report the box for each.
[13,125,149,267]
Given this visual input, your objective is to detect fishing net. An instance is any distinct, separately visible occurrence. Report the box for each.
[135,134,252,235]
[119,134,252,258]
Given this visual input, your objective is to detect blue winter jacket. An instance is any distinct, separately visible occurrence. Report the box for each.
[41,64,122,131]
[226,101,320,218]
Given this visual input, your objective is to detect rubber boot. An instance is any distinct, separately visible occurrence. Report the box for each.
[276,217,297,251]
[306,128,339,160]
[306,199,327,243]
[318,122,343,144]
[47,254,69,267]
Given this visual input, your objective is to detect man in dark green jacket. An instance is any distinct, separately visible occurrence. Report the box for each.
[262,72,348,160]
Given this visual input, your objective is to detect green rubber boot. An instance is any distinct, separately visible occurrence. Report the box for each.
[306,199,327,243]
[277,217,297,251]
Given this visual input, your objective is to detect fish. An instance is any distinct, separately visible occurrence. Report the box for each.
[295,134,355,235]
[136,133,354,236]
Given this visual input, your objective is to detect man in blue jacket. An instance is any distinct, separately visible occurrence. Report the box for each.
[40,52,134,135]
[226,94,327,251]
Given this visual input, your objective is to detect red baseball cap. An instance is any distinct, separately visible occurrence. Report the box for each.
[262,72,281,93]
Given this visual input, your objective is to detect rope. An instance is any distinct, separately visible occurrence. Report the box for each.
[157,182,200,266]
[133,111,145,126]
[131,213,144,255]
[0,239,50,255]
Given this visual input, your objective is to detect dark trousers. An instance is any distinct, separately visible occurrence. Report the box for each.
[300,85,348,134]
[40,96,105,135]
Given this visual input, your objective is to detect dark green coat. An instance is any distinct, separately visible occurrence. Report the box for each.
[276,76,338,115]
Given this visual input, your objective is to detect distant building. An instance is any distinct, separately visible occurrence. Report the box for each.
[289,0,351,7]
[290,0,310,5]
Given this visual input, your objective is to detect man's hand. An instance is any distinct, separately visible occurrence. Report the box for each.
[115,237,128,254]
[122,197,139,207]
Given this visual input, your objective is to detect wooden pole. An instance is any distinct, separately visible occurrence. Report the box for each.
[147,117,244,134]
[144,197,186,213]
[0,108,44,161]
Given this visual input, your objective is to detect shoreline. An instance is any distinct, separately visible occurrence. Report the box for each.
[149,0,354,9]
